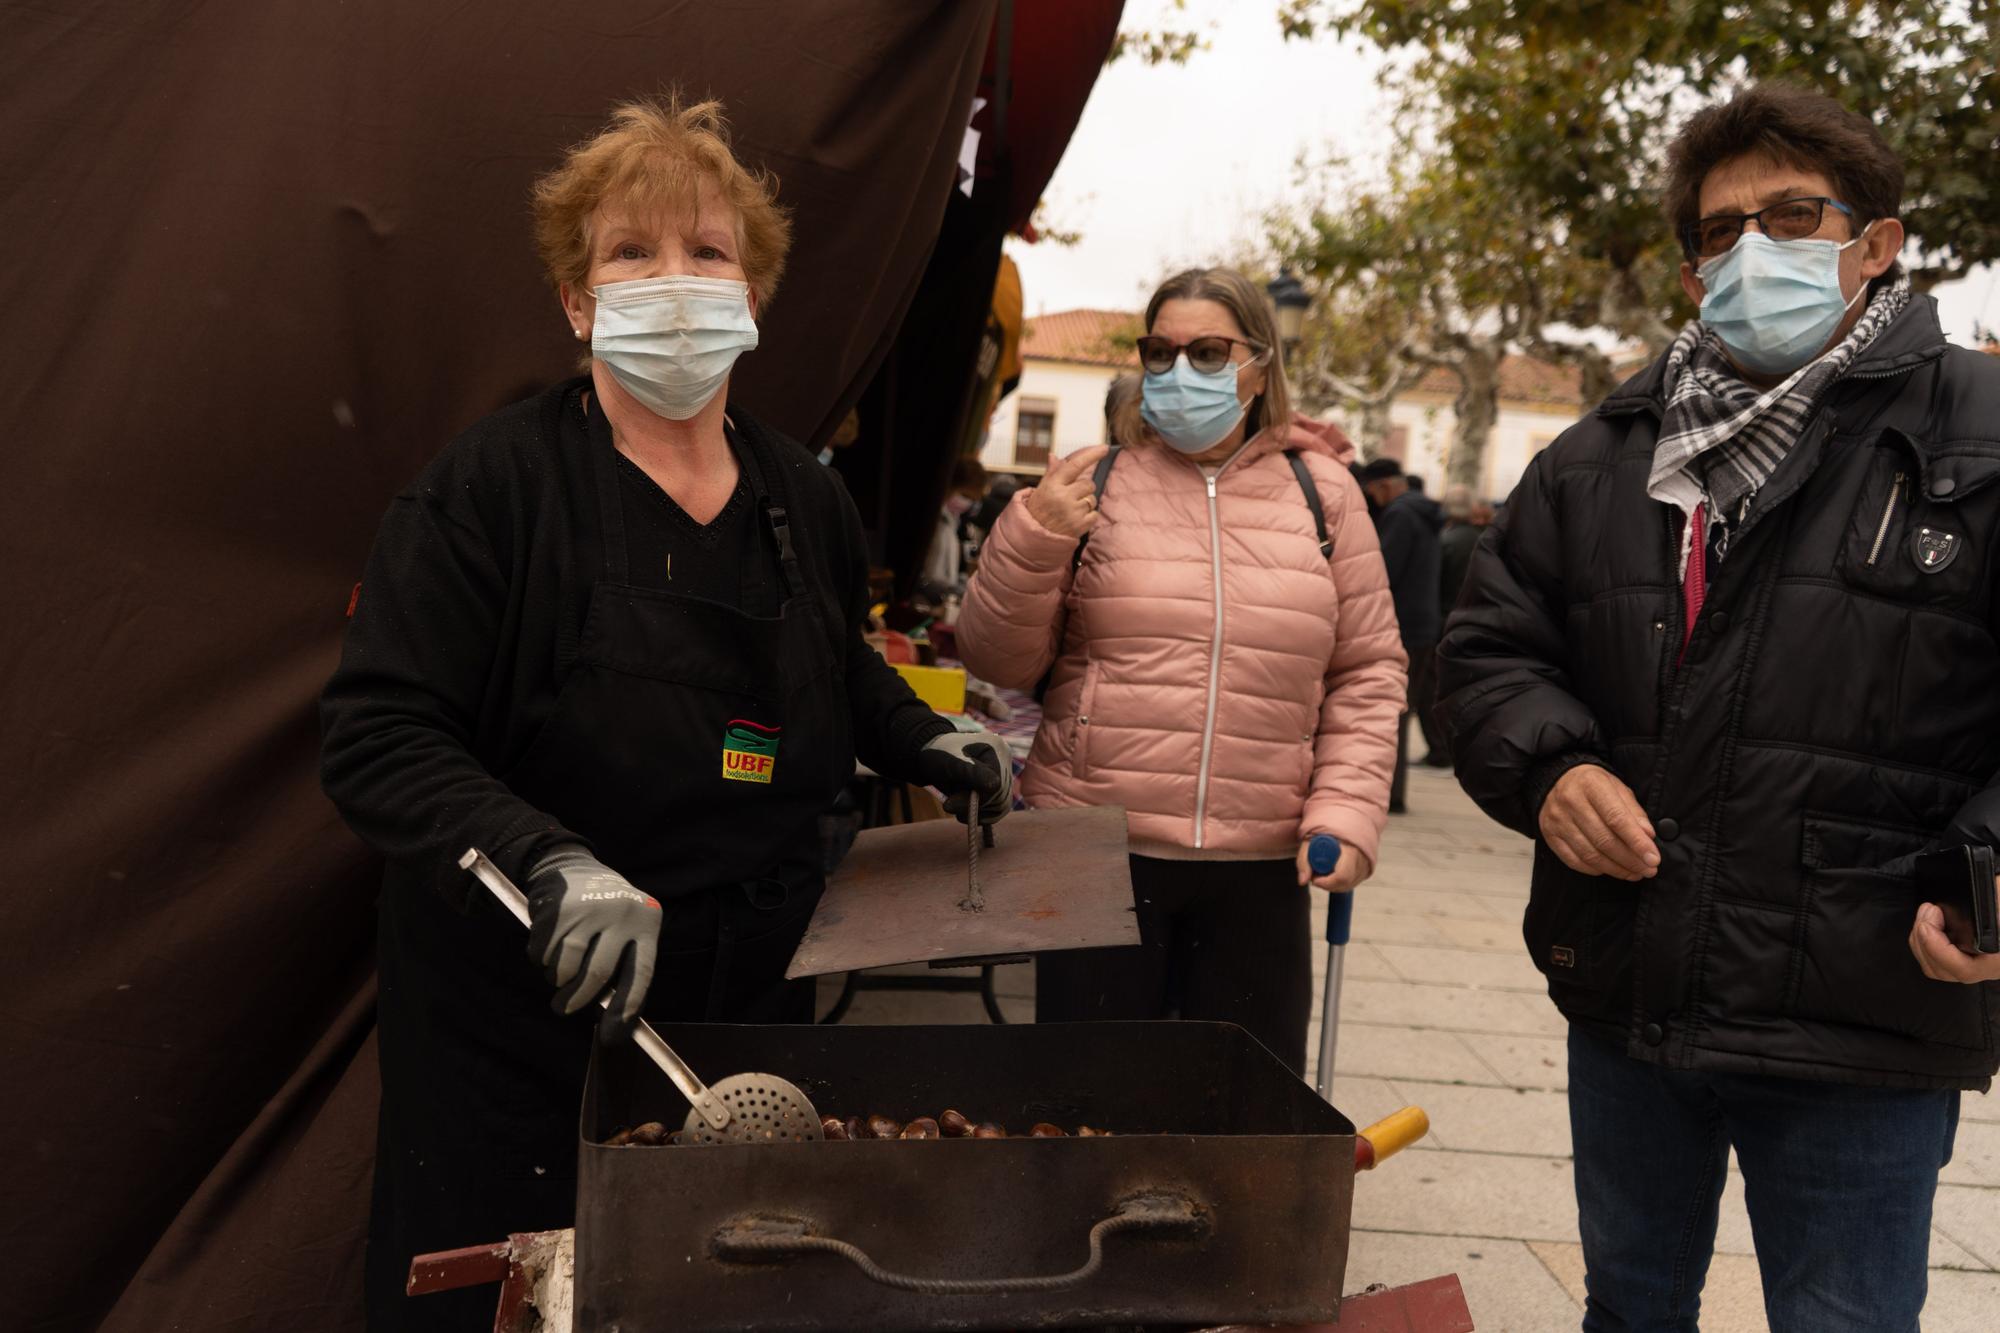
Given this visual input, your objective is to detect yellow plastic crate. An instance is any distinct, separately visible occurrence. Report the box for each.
[891,662,966,714]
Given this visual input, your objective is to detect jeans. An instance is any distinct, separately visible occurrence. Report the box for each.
[1567,1025,1959,1333]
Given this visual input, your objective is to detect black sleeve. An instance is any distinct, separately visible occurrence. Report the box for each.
[826,480,954,776]
[1435,449,1609,837]
[1376,507,1419,586]
[319,491,578,908]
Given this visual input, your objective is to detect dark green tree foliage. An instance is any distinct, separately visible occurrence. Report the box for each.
[1285,0,1999,287]
[1276,0,1998,479]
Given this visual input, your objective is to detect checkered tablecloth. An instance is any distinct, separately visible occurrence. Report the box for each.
[934,659,1042,767]
[977,684,1041,761]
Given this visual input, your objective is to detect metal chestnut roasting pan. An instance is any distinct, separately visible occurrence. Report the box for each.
[577,1021,1356,1331]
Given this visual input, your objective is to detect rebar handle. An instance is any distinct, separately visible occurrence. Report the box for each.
[712,1192,1207,1295]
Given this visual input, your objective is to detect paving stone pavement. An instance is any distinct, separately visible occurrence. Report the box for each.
[818,765,2000,1330]
[1314,767,2000,1332]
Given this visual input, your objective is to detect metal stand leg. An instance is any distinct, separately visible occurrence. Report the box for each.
[817,964,1013,1024]
[979,964,1007,1024]
[819,971,860,1025]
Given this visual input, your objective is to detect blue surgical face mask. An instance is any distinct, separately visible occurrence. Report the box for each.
[590,275,759,420]
[1697,227,1871,377]
[1140,353,1257,454]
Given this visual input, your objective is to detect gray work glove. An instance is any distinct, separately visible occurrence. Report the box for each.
[525,845,661,1042]
[914,728,1014,824]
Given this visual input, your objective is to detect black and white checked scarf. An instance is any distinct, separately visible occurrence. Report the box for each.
[1650,274,1911,575]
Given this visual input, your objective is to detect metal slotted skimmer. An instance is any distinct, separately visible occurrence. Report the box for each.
[675,1072,820,1146]
[459,849,822,1146]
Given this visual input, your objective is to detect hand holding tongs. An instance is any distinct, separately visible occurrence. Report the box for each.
[459,848,732,1132]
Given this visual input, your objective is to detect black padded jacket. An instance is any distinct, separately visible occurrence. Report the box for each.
[1438,296,2000,1090]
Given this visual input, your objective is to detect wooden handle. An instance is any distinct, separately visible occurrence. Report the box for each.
[1355,1106,1430,1170]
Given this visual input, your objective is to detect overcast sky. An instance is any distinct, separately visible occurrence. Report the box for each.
[1007,0,1996,346]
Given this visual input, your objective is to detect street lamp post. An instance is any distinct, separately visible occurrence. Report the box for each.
[1265,269,1310,357]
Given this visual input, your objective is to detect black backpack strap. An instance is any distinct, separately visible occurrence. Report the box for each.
[1036,445,1123,704]
[1067,444,1123,573]
[1284,449,1333,560]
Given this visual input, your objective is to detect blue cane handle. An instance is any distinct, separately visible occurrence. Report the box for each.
[1309,835,1352,946]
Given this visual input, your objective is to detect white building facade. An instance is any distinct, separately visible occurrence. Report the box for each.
[981,309,1590,502]
[1373,390,1582,503]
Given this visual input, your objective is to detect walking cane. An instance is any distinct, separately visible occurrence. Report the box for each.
[1311,833,1350,1102]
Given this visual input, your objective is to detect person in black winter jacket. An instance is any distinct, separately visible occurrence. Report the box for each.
[1427,487,1490,769]
[1361,458,1443,809]
[1439,85,2000,1332]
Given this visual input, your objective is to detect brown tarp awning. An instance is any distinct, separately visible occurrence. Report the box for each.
[850,0,1123,591]
[0,2,1000,1327]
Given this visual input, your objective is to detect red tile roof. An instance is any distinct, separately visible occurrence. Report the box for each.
[1412,356,1584,409]
[1021,309,1145,368]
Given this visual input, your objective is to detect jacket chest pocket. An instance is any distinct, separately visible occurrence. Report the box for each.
[1836,440,2000,609]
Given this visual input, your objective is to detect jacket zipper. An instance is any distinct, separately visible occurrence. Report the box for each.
[1192,468,1226,848]
[1866,472,1906,566]
[1190,444,1254,847]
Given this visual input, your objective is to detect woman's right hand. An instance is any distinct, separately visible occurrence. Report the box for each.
[1025,446,1110,539]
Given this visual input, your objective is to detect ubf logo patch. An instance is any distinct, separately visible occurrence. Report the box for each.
[721,719,780,784]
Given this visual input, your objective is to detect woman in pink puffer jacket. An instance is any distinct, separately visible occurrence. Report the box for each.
[957,267,1405,1073]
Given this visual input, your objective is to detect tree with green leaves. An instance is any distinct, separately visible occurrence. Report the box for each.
[1274,0,1997,483]
[1274,147,1606,484]
[1286,0,1998,288]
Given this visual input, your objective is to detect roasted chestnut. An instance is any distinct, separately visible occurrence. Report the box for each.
[900,1117,940,1139]
[972,1122,1007,1139]
[1029,1122,1067,1137]
[1075,1126,1111,1137]
[866,1114,904,1141]
[821,1116,849,1141]
[603,1127,634,1147]
[938,1108,973,1138]
[628,1121,668,1146]
[844,1115,869,1141]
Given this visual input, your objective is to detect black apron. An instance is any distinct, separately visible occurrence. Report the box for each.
[366,411,849,1330]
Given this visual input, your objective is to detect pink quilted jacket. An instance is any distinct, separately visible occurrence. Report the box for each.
[957,416,1407,867]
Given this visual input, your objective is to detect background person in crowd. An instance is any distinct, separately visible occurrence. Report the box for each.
[1439,84,2000,1332]
[956,266,1405,1075]
[922,454,987,592]
[1360,457,1444,809]
[1425,484,1491,769]
[966,471,1022,547]
[318,96,1010,1331]
[817,405,860,465]
[1437,484,1487,613]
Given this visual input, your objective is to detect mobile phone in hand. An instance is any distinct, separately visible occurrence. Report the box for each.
[1914,844,1999,955]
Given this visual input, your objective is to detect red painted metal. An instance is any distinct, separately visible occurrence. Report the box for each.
[405,1241,511,1295]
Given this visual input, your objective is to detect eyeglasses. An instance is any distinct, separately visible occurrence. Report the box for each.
[1682,196,1856,259]
[1135,335,1265,376]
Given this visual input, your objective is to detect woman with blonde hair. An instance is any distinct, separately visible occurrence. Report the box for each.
[957,266,1405,1073]
[320,96,1008,1327]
